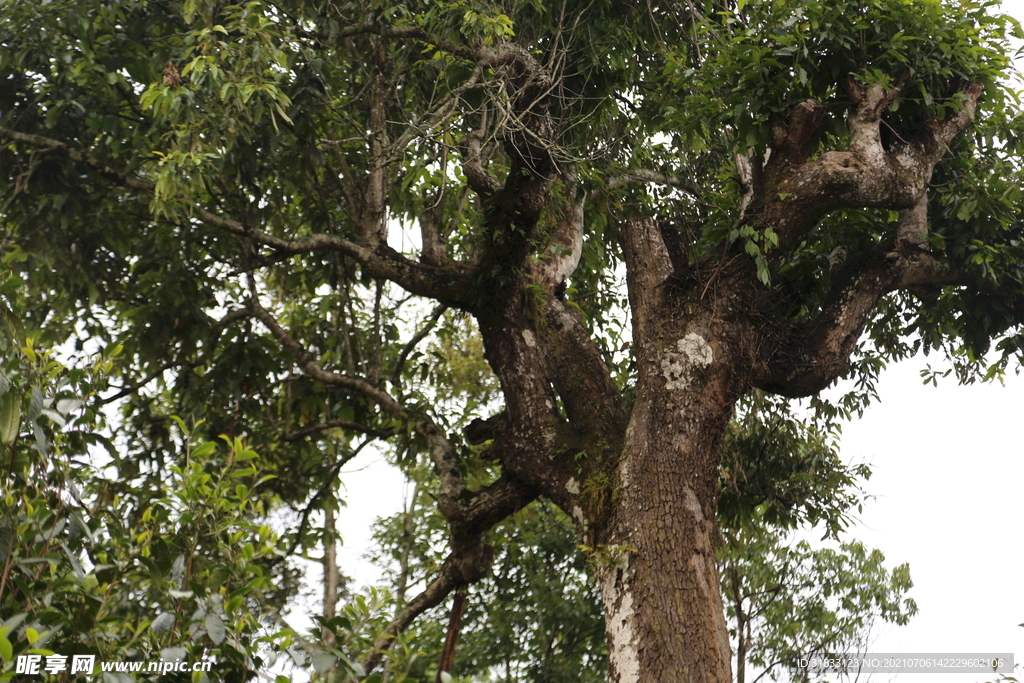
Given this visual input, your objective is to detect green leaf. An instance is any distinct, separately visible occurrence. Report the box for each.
[205,613,226,644]
[191,441,217,458]
[0,391,19,445]
[170,415,189,435]
[311,652,336,674]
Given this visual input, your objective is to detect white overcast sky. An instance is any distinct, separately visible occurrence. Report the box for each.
[331,4,1024,681]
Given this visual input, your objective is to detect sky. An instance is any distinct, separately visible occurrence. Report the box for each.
[327,4,1024,681]
[812,361,1024,683]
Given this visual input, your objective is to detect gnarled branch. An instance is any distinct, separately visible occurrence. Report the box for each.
[749,80,984,253]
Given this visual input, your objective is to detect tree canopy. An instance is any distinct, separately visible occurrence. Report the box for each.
[2,0,1023,681]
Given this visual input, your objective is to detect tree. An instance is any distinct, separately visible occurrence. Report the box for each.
[360,400,917,683]
[720,530,917,683]
[0,286,297,682]
[2,0,1024,681]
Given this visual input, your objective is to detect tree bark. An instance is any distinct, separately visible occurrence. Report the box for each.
[596,315,742,682]
[572,216,756,682]
[597,405,734,683]
[323,507,339,648]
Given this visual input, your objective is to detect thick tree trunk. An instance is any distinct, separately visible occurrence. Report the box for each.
[596,348,736,683]
[546,216,741,683]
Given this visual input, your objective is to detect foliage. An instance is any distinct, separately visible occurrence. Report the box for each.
[719,394,871,538]
[0,283,298,682]
[664,0,1016,152]
[720,524,918,683]
[2,0,1024,679]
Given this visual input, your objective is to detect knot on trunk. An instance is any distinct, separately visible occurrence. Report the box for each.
[465,411,507,445]
[452,538,495,583]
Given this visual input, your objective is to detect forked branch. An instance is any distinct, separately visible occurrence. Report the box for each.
[751,79,984,253]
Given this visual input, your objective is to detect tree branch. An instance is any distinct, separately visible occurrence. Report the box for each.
[605,168,703,199]
[461,124,501,196]
[0,128,474,306]
[528,191,585,288]
[539,298,627,447]
[248,297,406,416]
[385,62,486,167]
[247,285,536,673]
[95,361,173,406]
[436,586,469,682]
[844,74,906,162]
[442,472,537,533]
[757,251,902,397]
[618,217,674,333]
[391,304,447,389]
[1,128,156,193]
[280,439,372,560]
[770,99,826,166]
[420,418,466,504]
[364,36,388,245]
[749,79,984,253]
[281,419,392,442]
[759,184,1014,398]
[248,295,472,508]
[896,193,929,248]
[358,472,536,676]
[359,557,462,675]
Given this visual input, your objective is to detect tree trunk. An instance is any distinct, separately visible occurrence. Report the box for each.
[583,215,749,682]
[596,347,737,683]
[323,507,339,648]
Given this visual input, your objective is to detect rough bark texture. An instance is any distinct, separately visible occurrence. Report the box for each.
[597,385,736,683]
